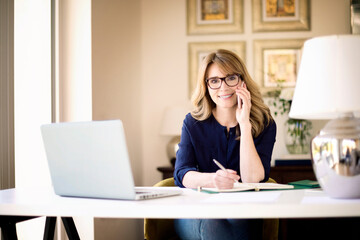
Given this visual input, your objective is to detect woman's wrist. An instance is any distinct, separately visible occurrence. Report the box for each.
[239,120,251,132]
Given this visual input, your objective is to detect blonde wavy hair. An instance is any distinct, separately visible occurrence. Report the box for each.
[191,49,273,137]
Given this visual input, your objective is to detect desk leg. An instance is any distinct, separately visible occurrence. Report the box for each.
[43,217,80,240]
[1,220,17,240]
[0,216,38,240]
[61,217,80,240]
[44,217,57,240]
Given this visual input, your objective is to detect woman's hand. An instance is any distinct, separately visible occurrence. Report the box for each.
[236,82,251,125]
[213,169,240,189]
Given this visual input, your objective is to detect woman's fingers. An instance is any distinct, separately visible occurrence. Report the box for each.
[213,170,240,189]
[236,90,252,124]
[236,86,251,104]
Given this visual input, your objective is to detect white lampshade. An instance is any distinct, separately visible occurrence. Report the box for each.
[289,35,360,119]
[160,105,190,136]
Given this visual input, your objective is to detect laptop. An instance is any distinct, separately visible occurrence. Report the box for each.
[40,120,182,200]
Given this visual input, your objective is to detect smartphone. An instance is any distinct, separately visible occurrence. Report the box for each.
[238,82,245,108]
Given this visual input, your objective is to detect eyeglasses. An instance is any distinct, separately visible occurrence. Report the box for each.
[205,74,241,90]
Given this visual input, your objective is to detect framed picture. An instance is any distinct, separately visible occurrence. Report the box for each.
[253,39,305,95]
[187,0,243,35]
[252,0,310,32]
[188,41,246,98]
[351,0,360,34]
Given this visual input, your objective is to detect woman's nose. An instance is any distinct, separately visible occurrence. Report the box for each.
[219,80,229,90]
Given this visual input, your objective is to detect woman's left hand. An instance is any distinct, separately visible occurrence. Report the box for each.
[235,82,251,125]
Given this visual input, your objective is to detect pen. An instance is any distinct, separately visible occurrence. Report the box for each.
[213,159,238,183]
[213,159,227,171]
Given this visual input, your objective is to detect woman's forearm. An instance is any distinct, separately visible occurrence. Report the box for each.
[182,171,215,188]
[239,123,265,183]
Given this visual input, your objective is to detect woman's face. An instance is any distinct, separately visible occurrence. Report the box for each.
[206,63,241,109]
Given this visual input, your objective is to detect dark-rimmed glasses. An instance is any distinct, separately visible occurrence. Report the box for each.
[205,74,241,90]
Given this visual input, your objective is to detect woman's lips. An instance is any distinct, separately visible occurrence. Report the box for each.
[218,93,234,99]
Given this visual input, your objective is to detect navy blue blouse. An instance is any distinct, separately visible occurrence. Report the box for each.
[174,113,276,188]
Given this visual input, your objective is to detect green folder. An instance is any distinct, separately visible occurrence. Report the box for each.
[288,180,320,189]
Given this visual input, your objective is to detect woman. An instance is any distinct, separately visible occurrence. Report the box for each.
[174,49,276,240]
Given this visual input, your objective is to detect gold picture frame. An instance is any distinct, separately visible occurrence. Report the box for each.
[253,39,306,95]
[187,0,244,35]
[351,0,360,34]
[188,41,246,98]
[252,0,310,32]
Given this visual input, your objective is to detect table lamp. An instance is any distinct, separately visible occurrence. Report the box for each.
[160,105,190,166]
[289,35,360,199]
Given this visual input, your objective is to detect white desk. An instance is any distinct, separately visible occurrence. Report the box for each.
[1,187,360,219]
[1,187,360,239]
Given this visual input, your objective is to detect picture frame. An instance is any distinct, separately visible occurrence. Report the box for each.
[351,0,360,34]
[252,0,310,32]
[187,0,244,35]
[188,41,246,98]
[253,39,306,95]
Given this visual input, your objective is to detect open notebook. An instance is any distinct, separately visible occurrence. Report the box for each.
[40,120,182,200]
[202,182,294,193]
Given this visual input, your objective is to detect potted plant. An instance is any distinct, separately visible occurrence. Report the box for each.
[268,85,312,154]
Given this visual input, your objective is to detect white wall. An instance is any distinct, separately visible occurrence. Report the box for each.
[58,0,92,122]
[14,0,52,190]
[58,0,94,239]
[92,0,142,185]
[91,0,143,239]
[14,0,52,239]
[140,0,351,186]
[140,0,189,187]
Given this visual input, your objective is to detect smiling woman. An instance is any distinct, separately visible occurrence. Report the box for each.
[190,49,273,137]
[206,65,241,111]
[173,49,276,239]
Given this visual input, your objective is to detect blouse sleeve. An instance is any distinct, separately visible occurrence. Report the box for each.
[174,115,198,188]
[254,120,277,182]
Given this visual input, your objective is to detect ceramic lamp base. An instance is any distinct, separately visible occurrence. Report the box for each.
[166,136,181,167]
[311,114,360,198]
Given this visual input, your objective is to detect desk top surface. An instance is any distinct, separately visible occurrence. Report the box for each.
[1,187,360,219]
